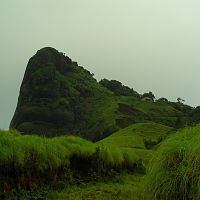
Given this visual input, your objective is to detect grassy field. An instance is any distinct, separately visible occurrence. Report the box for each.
[99,122,174,164]
[0,130,140,199]
[45,122,175,200]
[0,122,171,199]
[46,123,200,200]
[99,122,173,149]
[3,122,200,199]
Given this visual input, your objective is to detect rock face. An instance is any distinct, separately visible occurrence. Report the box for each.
[10,47,111,138]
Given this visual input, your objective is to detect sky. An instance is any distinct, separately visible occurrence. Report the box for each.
[1,0,200,129]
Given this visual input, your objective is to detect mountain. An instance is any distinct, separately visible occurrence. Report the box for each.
[10,47,112,139]
[10,47,200,140]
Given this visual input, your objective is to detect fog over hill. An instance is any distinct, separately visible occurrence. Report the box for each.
[1,0,200,129]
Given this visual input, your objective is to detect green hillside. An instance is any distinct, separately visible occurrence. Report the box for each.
[43,124,200,200]
[99,122,174,149]
[0,123,173,199]
[47,124,200,200]
[99,122,174,165]
[10,47,114,140]
[10,47,200,141]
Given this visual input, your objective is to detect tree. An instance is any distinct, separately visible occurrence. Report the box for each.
[142,92,155,101]
[177,97,185,104]
[157,97,168,103]
[189,106,200,123]
[99,79,140,98]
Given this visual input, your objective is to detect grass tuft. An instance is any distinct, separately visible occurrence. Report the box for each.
[143,124,200,199]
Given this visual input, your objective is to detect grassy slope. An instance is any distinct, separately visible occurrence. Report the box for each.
[7,120,199,200]
[0,130,139,172]
[46,122,174,200]
[143,124,200,200]
[14,121,200,200]
[84,94,183,140]
[117,96,184,126]
[99,122,174,164]
[1,122,175,199]
[99,122,173,149]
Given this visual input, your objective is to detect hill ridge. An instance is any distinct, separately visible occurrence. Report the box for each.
[10,47,200,140]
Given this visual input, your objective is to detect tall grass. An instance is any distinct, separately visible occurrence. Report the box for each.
[0,130,139,197]
[143,124,200,200]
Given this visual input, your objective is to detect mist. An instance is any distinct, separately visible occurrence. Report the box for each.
[1,0,200,129]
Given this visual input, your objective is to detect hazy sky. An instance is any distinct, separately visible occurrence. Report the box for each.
[1,0,200,129]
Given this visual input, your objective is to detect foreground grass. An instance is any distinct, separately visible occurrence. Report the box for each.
[0,122,184,199]
[47,173,143,200]
[144,124,200,200]
[44,122,174,200]
[0,130,139,198]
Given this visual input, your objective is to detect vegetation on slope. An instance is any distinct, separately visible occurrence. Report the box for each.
[99,79,140,98]
[0,130,140,198]
[47,174,142,200]
[143,124,200,200]
[10,47,116,139]
[4,120,200,200]
[29,122,173,200]
[100,122,174,149]
[99,122,174,164]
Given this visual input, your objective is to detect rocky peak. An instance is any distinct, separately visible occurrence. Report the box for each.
[10,47,100,137]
